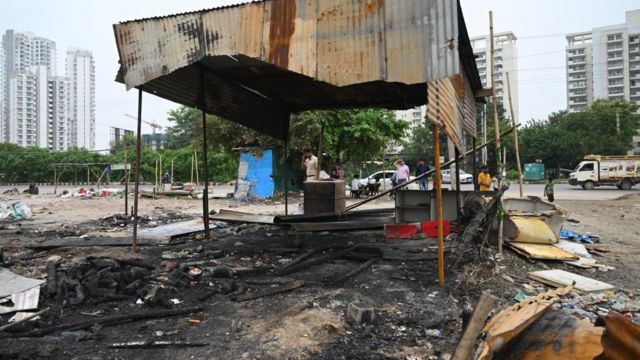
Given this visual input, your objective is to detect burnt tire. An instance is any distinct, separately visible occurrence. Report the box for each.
[621,179,633,191]
[583,181,595,190]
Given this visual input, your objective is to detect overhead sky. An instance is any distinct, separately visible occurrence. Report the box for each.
[1,0,638,150]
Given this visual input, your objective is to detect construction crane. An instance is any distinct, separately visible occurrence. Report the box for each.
[125,113,163,134]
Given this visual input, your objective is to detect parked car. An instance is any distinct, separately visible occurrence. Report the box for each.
[441,169,473,184]
[358,170,418,190]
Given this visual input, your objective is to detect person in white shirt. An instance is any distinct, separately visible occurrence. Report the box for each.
[302,149,319,181]
[351,175,362,198]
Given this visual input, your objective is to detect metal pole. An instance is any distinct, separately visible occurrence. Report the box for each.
[318,120,324,180]
[132,89,143,251]
[433,123,445,287]
[284,137,289,215]
[506,72,524,198]
[124,136,129,215]
[200,72,210,241]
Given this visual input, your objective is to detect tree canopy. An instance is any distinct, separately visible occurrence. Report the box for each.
[519,99,640,170]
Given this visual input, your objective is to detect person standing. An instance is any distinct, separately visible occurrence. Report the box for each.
[302,149,319,181]
[544,176,555,202]
[478,166,492,191]
[415,159,430,190]
[394,160,410,187]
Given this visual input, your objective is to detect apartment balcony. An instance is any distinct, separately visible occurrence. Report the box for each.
[569,100,588,106]
[607,37,623,43]
[607,47,623,53]
[568,67,586,74]
[630,46,640,54]
[630,56,640,63]
[631,83,640,89]
[568,59,586,65]
[568,83,586,89]
[608,83,624,88]
[608,63,624,70]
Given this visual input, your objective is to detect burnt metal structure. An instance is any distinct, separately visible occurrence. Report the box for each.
[113,0,484,282]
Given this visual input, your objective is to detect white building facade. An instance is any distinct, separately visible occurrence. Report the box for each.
[388,106,427,155]
[66,49,95,150]
[566,10,640,155]
[470,32,519,118]
[1,30,94,150]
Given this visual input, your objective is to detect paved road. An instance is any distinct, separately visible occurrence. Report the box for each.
[0,183,637,201]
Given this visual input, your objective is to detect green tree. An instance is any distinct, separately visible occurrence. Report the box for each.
[519,99,640,171]
[403,125,434,166]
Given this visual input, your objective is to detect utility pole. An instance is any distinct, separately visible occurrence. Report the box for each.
[616,112,620,134]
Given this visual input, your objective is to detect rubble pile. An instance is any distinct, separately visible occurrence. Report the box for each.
[47,257,153,305]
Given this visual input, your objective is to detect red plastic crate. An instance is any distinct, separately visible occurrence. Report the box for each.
[421,220,451,238]
[384,224,419,239]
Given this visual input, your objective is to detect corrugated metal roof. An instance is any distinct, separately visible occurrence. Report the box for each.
[114,0,481,140]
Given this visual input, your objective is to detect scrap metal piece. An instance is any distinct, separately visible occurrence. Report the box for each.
[0,268,45,298]
[478,284,574,360]
[0,287,41,315]
[595,311,640,360]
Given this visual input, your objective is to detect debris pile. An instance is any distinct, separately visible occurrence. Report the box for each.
[47,256,154,305]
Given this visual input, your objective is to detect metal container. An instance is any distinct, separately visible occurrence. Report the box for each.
[303,180,346,214]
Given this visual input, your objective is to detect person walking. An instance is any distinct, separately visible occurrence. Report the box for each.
[394,160,410,187]
[416,159,430,190]
[301,149,319,181]
[544,176,555,202]
[478,166,492,191]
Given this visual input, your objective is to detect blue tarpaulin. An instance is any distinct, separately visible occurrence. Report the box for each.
[238,149,274,199]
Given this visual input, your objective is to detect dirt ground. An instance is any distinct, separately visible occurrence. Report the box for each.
[0,192,638,359]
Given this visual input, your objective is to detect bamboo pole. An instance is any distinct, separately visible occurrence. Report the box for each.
[490,10,503,255]
[132,89,143,251]
[433,124,445,287]
[507,72,524,198]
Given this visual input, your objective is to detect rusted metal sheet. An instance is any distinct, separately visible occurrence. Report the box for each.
[384,0,459,85]
[478,285,574,360]
[201,2,264,58]
[595,311,640,360]
[427,77,465,152]
[316,0,386,85]
[114,0,466,89]
[114,13,204,88]
[113,0,481,140]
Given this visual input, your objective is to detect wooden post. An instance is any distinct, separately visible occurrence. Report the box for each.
[124,137,129,215]
[482,105,488,165]
[490,10,503,255]
[433,124,445,287]
[53,168,58,195]
[171,159,174,184]
[507,72,524,198]
[194,151,200,190]
[132,89,143,251]
[200,72,210,241]
[451,292,495,360]
[86,167,90,185]
[284,137,289,215]
[154,158,158,190]
[455,148,462,234]
[472,137,478,191]
[159,155,163,189]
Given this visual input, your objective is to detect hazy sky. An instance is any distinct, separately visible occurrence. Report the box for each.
[2,0,638,150]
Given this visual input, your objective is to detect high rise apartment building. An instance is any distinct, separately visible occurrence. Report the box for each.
[66,49,95,150]
[470,32,519,117]
[566,10,640,111]
[0,30,94,150]
[566,10,640,155]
